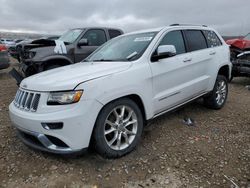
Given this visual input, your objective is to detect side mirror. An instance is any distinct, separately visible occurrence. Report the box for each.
[152,45,176,62]
[78,38,88,46]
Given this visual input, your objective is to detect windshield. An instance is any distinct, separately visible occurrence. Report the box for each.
[86,32,157,62]
[58,29,83,43]
[244,33,250,40]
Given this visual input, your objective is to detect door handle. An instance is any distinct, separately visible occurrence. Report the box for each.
[183,58,192,62]
[209,51,216,55]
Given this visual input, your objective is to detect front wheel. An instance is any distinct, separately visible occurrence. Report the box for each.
[203,75,228,109]
[93,98,143,158]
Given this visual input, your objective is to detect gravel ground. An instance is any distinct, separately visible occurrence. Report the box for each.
[0,63,249,188]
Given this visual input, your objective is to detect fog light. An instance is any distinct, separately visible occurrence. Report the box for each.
[41,122,63,130]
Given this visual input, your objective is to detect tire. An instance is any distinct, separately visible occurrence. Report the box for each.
[204,75,228,109]
[93,98,143,158]
[44,64,61,71]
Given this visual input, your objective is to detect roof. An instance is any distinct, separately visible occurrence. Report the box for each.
[124,24,212,36]
[70,27,124,32]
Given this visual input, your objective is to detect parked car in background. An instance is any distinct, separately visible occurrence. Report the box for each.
[10,27,123,80]
[9,25,231,158]
[0,38,16,48]
[10,36,60,62]
[226,33,250,79]
[226,33,250,52]
[14,39,24,44]
[9,39,33,61]
[0,42,10,70]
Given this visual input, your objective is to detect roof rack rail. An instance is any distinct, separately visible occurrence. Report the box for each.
[170,24,207,27]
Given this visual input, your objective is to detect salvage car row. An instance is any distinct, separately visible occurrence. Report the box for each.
[8,24,232,158]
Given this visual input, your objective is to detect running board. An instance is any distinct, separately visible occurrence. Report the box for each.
[153,92,208,118]
[9,68,24,86]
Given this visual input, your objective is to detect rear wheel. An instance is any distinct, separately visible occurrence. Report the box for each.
[93,98,143,158]
[204,75,228,109]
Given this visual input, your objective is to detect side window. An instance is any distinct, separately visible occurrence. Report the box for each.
[82,29,107,46]
[108,29,122,39]
[159,30,186,55]
[184,30,207,52]
[203,30,222,47]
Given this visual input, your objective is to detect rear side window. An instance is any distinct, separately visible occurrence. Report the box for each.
[184,30,207,52]
[83,29,107,46]
[203,30,222,47]
[159,30,186,55]
[108,29,122,39]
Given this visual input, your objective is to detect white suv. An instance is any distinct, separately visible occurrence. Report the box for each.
[9,25,231,158]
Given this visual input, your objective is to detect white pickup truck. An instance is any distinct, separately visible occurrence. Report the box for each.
[9,24,231,158]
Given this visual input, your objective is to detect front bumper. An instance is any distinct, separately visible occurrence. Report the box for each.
[9,99,103,154]
[20,59,41,76]
[16,128,83,154]
[232,59,250,76]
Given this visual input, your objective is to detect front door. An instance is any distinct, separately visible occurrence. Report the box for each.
[150,30,209,115]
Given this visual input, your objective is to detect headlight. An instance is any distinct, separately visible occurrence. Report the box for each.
[29,51,36,59]
[47,90,83,105]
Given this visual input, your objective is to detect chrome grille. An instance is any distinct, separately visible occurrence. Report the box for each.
[13,89,41,112]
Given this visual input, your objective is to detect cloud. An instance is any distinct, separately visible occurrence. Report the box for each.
[0,0,249,36]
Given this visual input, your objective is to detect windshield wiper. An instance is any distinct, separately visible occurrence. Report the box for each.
[92,59,115,62]
[126,51,138,61]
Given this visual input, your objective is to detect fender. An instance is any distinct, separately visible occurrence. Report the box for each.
[216,63,232,79]
[96,85,153,120]
[206,62,231,92]
[42,55,74,64]
[76,75,154,120]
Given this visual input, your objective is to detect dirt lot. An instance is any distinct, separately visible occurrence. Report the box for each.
[0,63,249,188]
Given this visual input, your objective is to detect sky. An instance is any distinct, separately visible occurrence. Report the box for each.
[0,0,249,36]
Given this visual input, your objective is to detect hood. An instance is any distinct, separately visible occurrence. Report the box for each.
[20,39,69,54]
[30,46,64,60]
[226,38,250,50]
[18,39,56,49]
[25,39,56,48]
[226,38,239,45]
[23,39,72,60]
[20,61,132,91]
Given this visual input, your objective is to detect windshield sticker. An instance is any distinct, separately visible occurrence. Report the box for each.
[54,40,67,54]
[134,37,153,42]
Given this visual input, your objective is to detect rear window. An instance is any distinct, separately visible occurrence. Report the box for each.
[108,29,122,39]
[203,30,222,47]
[184,30,207,52]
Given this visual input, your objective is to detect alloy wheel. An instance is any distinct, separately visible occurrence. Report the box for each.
[104,105,138,151]
[215,80,227,106]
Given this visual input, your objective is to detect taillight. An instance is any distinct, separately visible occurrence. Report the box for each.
[0,45,7,52]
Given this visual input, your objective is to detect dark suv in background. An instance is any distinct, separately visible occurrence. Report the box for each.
[11,27,123,79]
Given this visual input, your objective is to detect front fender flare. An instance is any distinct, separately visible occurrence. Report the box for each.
[42,55,74,64]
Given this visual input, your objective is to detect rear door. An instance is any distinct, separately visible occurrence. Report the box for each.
[182,30,212,92]
[108,29,123,39]
[202,30,225,87]
[74,29,107,62]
